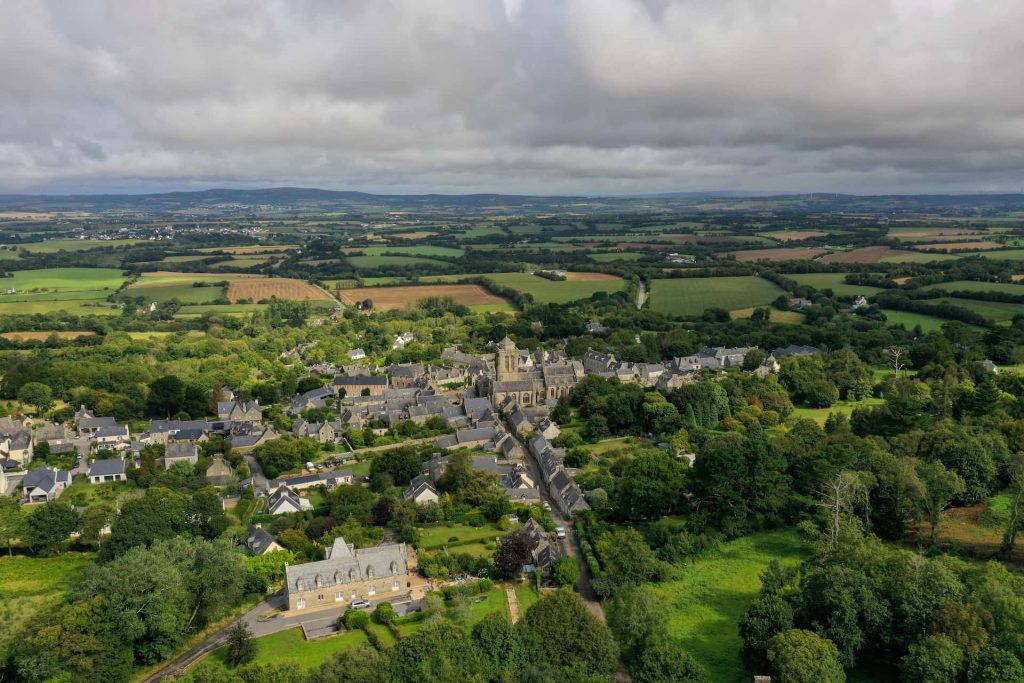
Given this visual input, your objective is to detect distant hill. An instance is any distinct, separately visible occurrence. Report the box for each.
[2,186,1024,215]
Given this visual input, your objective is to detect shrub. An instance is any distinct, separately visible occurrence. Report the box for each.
[373,601,397,625]
[342,608,370,630]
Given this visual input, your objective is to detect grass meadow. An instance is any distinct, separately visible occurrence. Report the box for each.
[788,273,884,297]
[648,276,786,316]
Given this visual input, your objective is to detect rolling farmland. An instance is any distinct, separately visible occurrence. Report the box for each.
[648,276,786,316]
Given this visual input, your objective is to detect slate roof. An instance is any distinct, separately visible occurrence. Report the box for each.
[87,458,126,477]
[246,525,280,555]
[285,537,408,592]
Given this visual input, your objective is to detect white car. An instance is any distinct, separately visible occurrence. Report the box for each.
[542,502,551,511]
[350,599,371,609]
[555,527,566,539]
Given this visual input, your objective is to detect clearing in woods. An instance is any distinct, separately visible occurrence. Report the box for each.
[225,278,333,303]
[337,284,508,311]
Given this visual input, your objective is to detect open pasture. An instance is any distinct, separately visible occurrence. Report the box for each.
[483,272,626,304]
[3,268,126,292]
[390,231,439,239]
[921,280,1024,295]
[789,272,884,297]
[130,271,259,287]
[728,247,827,262]
[197,245,297,254]
[930,297,1021,322]
[134,283,226,304]
[20,238,146,253]
[338,284,509,311]
[917,241,1003,251]
[363,245,463,258]
[588,251,645,262]
[225,278,332,303]
[881,309,965,333]
[648,276,786,316]
[345,254,448,268]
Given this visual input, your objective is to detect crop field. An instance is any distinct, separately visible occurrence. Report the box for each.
[789,273,884,297]
[211,256,273,268]
[728,247,828,262]
[966,249,1024,260]
[888,227,989,239]
[648,276,786,316]
[20,238,146,252]
[160,255,213,263]
[0,300,121,316]
[878,251,958,263]
[654,529,810,683]
[390,230,439,239]
[130,271,259,286]
[363,245,464,258]
[337,284,509,311]
[225,278,333,303]
[345,254,447,268]
[197,245,297,254]
[0,331,96,341]
[0,553,96,662]
[483,272,626,304]
[761,230,827,241]
[457,226,505,238]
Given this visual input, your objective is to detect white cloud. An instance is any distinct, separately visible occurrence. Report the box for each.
[0,0,1023,194]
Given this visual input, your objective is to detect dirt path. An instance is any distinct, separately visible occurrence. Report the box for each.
[506,588,521,624]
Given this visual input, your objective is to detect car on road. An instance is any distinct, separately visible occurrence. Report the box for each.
[350,599,371,609]
[542,501,551,511]
[555,526,566,539]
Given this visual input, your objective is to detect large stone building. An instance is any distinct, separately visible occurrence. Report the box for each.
[284,537,419,612]
[488,337,583,407]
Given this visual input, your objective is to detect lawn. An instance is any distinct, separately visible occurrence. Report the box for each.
[788,273,884,297]
[648,276,786,316]
[654,528,810,683]
[363,245,464,258]
[790,397,884,424]
[417,523,510,551]
[204,625,369,671]
[482,272,626,304]
[0,553,96,661]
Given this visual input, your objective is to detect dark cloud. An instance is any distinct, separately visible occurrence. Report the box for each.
[1,0,1023,194]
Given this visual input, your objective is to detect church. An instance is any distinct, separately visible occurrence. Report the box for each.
[486,337,583,407]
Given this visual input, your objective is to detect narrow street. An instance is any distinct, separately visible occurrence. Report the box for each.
[636,281,646,310]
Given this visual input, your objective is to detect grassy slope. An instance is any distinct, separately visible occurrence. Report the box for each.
[483,272,626,304]
[648,276,786,316]
[655,529,810,683]
[788,273,884,297]
[5,267,126,291]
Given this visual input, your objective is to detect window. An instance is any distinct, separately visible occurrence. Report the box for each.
[335,591,343,602]
[296,598,306,610]
[318,594,324,601]
[392,580,400,592]
[368,585,376,596]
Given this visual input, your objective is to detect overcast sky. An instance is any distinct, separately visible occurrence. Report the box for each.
[2,0,1024,196]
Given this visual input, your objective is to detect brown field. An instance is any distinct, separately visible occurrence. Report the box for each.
[763,230,827,241]
[338,284,507,311]
[820,246,909,264]
[391,231,438,240]
[908,502,1024,566]
[893,276,913,285]
[729,247,828,262]
[917,241,1003,251]
[565,272,621,281]
[226,278,333,303]
[0,331,96,341]
[889,228,987,238]
[1012,274,1024,282]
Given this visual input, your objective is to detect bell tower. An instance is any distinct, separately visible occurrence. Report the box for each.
[496,336,518,382]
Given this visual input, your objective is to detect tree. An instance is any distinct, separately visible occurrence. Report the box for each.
[472,611,524,677]
[343,608,370,630]
[493,527,534,579]
[740,594,794,669]
[225,620,256,667]
[767,629,845,683]
[1002,460,1024,559]
[606,584,667,657]
[900,634,964,683]
[552,556,580,588]
[967,648,1024,683]
[79,503,114,547]
[817,472,867,549]
[386,619,486,682]
[146,375,187,417]
[0,495,24,555]
[633,636,706,683]
[517,590,619,678]
[916,460,966,547]
[373,601,397,625]
[103,487,194,558]
[18,381,53,414]
[594,528,665,589]
[23,500,78,556]
[613,450,689,520]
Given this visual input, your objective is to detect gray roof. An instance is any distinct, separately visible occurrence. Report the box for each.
[78,416,116,430]
[285,537,408,593]
[333,375,388,386]
[165,442,198,459]
[23,467,70,492]
[88,458,126,477]
[246,525,279,554]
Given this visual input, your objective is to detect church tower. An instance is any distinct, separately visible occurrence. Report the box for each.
[496,336,518,382]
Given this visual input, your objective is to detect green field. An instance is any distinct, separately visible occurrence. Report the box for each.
[20,238,146,253]
[931,297,1020,322]
[0,300,122,316]
[655,529,810,683]
[880,252,959,263]
[132,283,226,304]
[789,273,884,297]
[880,309,964,333]
[964,249,1024,260]
[417,522,510,551]
[345,254,448,268]
[482,272,625,304]
[921,280,1024,295]
[791,396,885,424]
[211,256,272,268]
[457,226,505,239]
[364,245,464,258]
[3,268,126,292]
[160,255,213,263]
[0,553,96,660]
[205,625,369,671]
[648,276,786,316]
[588,252,646,262]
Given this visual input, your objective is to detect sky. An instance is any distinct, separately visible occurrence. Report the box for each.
[2,0,1024,196]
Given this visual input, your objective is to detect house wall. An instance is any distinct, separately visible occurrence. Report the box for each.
[287,572,414,611]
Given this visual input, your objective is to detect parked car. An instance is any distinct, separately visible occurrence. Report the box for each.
[555,527,566,539]
[351,599,371,609]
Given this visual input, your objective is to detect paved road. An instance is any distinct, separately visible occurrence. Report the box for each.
[636,281,647,310]
[244,455,269,490]
[355,436,436,453]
